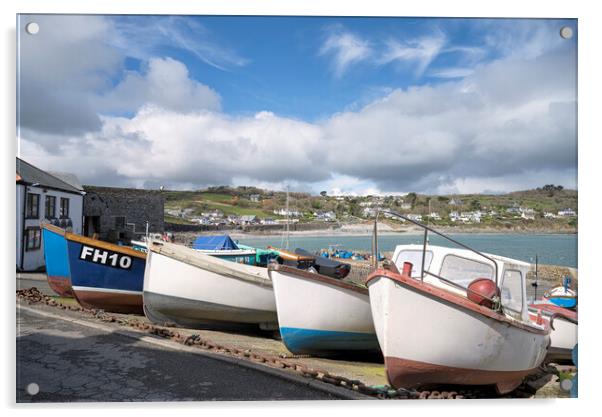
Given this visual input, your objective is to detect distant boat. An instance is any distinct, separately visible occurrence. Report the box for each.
[366,212,550,394]
[192,235,257,265]
[529,302,578,363]
[65,232,147,314]
[143,241,313,330]
[267,263,379,356]
[543,279,577,308]
[41,224,73,297]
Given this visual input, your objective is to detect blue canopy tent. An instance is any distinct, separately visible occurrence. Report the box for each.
[192,235,239,250]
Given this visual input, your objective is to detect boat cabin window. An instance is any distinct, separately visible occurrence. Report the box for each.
[395,250,433,278]
[439,255,495,288]
[501,269,524,314]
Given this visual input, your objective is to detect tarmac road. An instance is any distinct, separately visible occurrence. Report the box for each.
[16,307,340,402]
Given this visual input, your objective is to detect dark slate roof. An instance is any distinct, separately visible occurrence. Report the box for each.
[16,158,83,194]
[48,171,84,191]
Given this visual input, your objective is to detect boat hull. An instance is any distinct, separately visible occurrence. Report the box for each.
[529,304,577,363]
[544,296,577,309]
[65,234,146,314]
[269,265,379,356]
[41,225,73,297]
[367,272,549,394]
[143,243,278,330]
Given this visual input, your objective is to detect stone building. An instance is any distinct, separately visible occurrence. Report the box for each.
[83,185,164,242]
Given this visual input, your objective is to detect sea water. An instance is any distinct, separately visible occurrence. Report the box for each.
[237,233,577,268]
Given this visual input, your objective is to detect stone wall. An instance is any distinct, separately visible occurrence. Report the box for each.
[83,186,164,242]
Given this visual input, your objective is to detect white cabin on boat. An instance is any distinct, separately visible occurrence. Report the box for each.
[391,244,533,322]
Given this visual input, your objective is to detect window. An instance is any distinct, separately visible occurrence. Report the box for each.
[45,195,56,219]
[60,197,70,218]
[25,227,41,251]
[26,193,39,219]
[501,269,524,314]
[114,216,126,229]
[439,254,495,288]
[395,250,434,278]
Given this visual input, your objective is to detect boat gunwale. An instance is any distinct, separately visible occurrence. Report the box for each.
[65,232,147,259]
[148,241,273,288]
[528,303,578,322]
[268,264,368,295]
[366,268,550,336]
[41,223,67,236]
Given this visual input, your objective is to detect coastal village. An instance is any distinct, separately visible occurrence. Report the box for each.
[163,185,578,233]
[17,157,578,273]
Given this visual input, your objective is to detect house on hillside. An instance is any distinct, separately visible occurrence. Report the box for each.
[16,158,85,271]
[558,208,577,217]
[240,215,258,225]
[449,198,463,206]
[273,208,301,217]
[315,211,336,221]
[362,207,378,218]
[249,194,261,203]
[506,206,522,215]
[407,214,423,222]
[521,208,536,220]
[427,212,442,221]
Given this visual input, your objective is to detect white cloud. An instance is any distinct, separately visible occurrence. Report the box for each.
[21,41,577,194]
[19,18,577,195]
[110,16,249,71]
[379,33,446,76]
[428,67,475,79]
[319,30,372,77]
[97,57,221,114]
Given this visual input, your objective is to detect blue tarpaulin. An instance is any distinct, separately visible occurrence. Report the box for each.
[192,235,239,250]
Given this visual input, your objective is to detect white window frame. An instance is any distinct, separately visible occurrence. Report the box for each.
[500,268,524,314]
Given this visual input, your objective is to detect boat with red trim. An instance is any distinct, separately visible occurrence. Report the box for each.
[366,211,550,394]
[529,302,577,363]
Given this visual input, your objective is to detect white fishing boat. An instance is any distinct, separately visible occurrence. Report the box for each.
[529,302,577,363]
[143,241,279,330]
[366,212,550,394]
[267,264,379,356]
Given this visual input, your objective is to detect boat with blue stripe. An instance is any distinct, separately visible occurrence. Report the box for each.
[41,224,73,297]
[543,277,577,308]
[268,264,380,356]
[65,232,147,314]
[278,327,380,354]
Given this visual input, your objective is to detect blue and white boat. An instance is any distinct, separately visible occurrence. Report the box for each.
[544,277,577,308]
[267,263,379,356]
[65,232,147,314]
[41,224,73,297]
[192,235,257,265]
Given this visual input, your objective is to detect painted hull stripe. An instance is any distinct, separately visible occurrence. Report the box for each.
[72,286,143,295]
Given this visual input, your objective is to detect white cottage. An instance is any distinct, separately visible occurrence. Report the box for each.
[16,158,84,271]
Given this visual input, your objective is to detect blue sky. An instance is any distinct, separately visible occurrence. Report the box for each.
[18,15,577,195]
